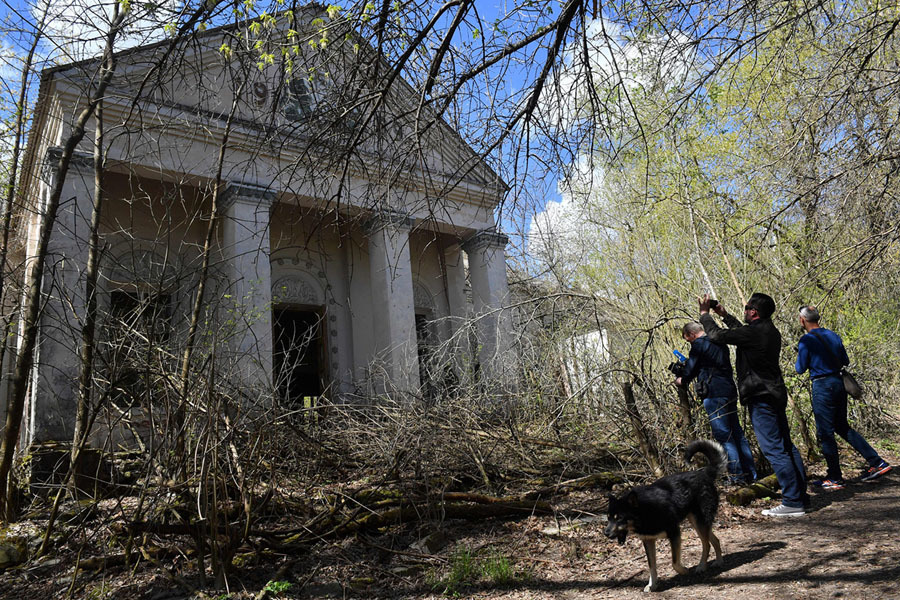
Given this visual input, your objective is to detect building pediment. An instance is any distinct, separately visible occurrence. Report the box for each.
[44,8,503,198]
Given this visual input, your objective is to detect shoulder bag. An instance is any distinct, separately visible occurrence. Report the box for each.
[809,329,863,399]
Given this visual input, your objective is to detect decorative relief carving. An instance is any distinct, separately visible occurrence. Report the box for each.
[414,282,434,311]
[364,210,415,235]
[105,243,177,288]
[272,275,321,306]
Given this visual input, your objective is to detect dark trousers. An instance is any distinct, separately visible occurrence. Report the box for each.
[703,396,757,481]
[811,375,881,480]
[748,399,809,508]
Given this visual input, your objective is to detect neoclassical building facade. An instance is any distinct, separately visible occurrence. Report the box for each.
[9,10,513,447]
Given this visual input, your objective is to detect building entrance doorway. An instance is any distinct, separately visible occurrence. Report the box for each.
[272,307,326,407]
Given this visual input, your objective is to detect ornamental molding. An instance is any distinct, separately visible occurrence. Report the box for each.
[103,241,179,288]
[462,229,508,252]
[414,282,435,311]
[364,210,415,235]
[42,146,93,183]
[220,182,277,211]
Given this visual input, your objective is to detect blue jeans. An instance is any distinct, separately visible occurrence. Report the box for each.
[703,396,757,481]
[748,399,809,508]
[811,375,881,480]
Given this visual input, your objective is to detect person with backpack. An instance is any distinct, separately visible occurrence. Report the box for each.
[796,305,891,489]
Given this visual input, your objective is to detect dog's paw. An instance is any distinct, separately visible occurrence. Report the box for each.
[694,562,707,574]
[674,563,690,575]
[643,583,658,592]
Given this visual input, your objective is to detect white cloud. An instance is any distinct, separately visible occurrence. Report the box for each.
[536,17,697,134]
[527,154,612,284]
[0,39,22,86]
[527,17,695,284]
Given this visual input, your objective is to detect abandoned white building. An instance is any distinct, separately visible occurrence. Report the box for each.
[8,9,513,450]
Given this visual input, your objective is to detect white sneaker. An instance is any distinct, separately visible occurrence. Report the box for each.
[761,504,806,517]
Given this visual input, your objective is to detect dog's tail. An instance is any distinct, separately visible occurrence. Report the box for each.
[684,439,727,478]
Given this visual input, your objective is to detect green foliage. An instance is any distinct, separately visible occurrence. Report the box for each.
[263,580,292,595]
[480,548,517,585]
[429,546,524,596]
[440,546,478,595]
[529,0,900,449]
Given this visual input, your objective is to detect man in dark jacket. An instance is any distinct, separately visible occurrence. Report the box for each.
[676,321,756,484]
[699,292,809,517]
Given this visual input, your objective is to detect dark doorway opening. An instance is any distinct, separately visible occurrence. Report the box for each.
[273,307,325,407]
[415,313,435,400]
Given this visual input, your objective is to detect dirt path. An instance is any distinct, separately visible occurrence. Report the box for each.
[406,472,900,600]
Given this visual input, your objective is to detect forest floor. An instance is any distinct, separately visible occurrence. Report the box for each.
[1,453,898,599]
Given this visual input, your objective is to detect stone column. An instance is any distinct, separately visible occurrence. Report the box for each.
[442,243,472,377]
[220,182,275,389]
[366,211,420,396]
[462,229,514,388]
[28,147,96,444]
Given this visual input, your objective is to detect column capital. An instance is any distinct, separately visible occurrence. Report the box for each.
[462,229,508,253]
[365,210,415,235]
[220,182,276,211]
[42,146,93,183]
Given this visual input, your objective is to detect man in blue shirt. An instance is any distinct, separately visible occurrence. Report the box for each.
[676,322,757,484]
[796,305,891,489]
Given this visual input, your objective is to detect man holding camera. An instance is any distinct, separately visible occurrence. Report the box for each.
[675,321,757,484]
[699,292,810,517]
[796,305,891,489]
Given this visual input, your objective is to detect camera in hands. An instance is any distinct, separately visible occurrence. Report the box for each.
[668,349,687,380]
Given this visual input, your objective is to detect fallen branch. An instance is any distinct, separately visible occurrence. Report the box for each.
[323,499,553,539]
[522,472,624,500]
[75,545,176,570]
[726,474,780,506]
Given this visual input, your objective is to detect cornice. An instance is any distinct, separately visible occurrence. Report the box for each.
[462,229,509,253]
[42,146,93,183]
[220,182,277,211]
[72,88,507,201]
[364,210,415,235]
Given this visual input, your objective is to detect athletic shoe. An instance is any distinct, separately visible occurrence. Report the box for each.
[761,504,806,517]
[809,478,844,490]
[860,461,892,482]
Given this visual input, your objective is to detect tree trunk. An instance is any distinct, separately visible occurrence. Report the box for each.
[0,9,127,521]
[622,380,663,477]
[787,390,818,461]
[675,385,694,438]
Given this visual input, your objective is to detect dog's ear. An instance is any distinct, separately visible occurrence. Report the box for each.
[625,490,639,507]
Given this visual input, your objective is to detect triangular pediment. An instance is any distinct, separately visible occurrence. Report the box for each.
[51,7,503,196]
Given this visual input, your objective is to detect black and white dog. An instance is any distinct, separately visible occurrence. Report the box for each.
[604,440,726,592]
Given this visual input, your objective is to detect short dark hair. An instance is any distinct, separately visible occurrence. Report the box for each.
[747,292,776,319]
